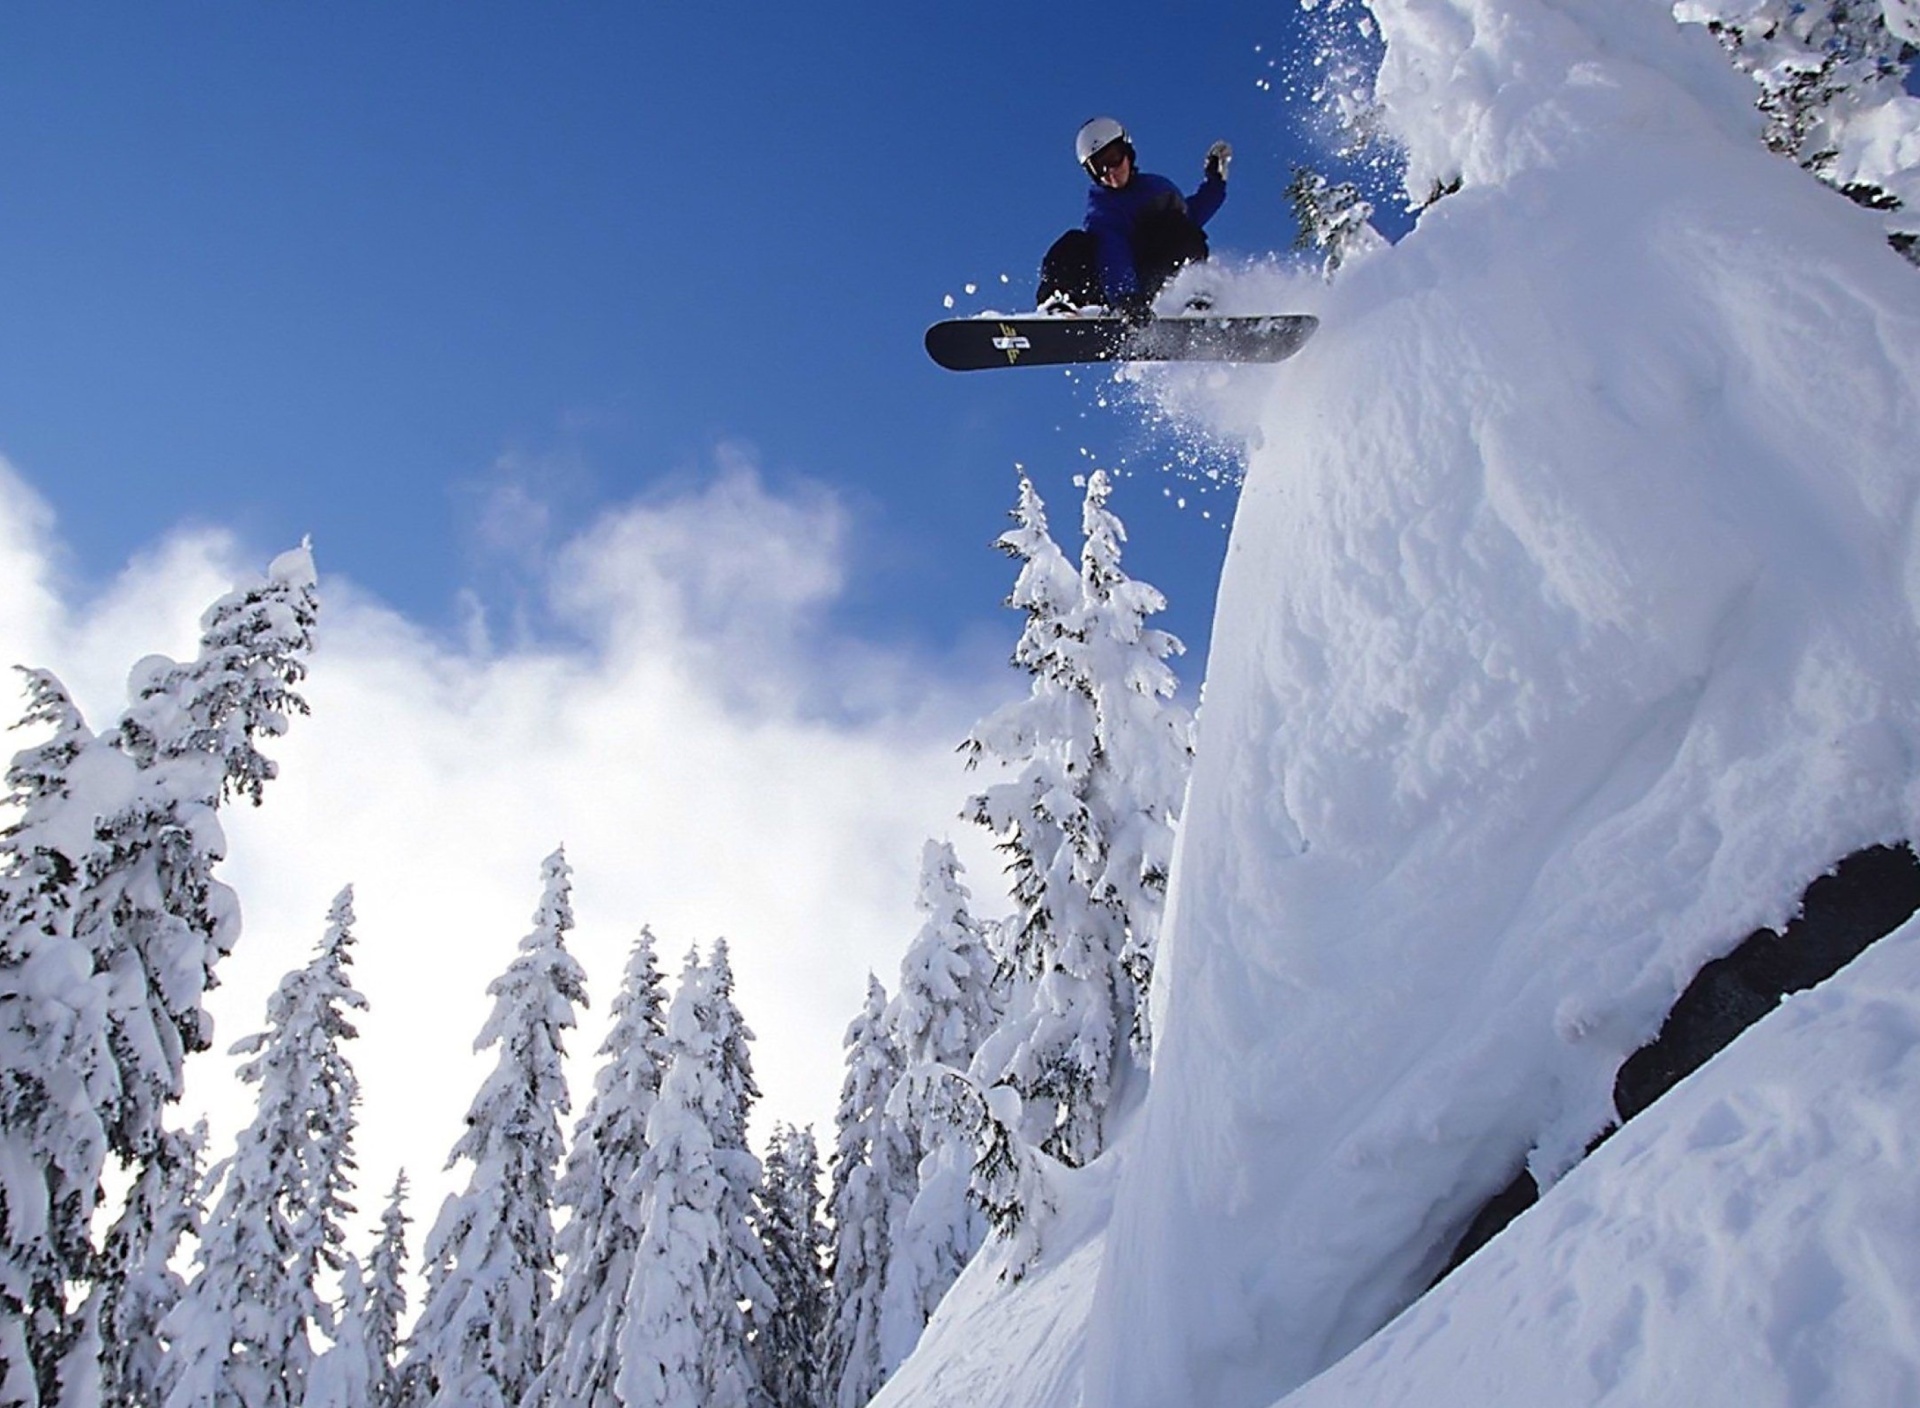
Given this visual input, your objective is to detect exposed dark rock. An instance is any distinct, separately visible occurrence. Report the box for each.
[1613,843,1920,1120]
[1431,842,1920,1290]
[1433,1165,1538,1283]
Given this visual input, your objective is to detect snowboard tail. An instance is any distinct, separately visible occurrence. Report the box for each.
[924,313,1318,372]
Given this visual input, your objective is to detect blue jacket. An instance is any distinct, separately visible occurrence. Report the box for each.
[1085,169,1226,300]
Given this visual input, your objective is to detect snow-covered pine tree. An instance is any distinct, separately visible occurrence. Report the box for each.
[754,1125,827,1407]
[890,842,1001,1093]
[614,944,771,1408]
[361,1174,410,1408]
[948,1069,1051,1277]
[822,977,917,1408]
[530,929,670,1408]
[700,941,761,1156]
[1285,165,1388,276]
[300,1256,373,1408]
[877,842,999,1357]
[1,548,317,1408]
[1074,468,1193,1064]
[402,849,587,1408]
[308,1174,410,1408]
[963,471,1093,1019]
[697,938,776,1403]
[0,670,92,975]
[83,544,320,1167]
[0,668,116,1407]
[753,1123,828,1408]
[92,1122,206,1408]
[961,471,1101,1192]
[162,884,367,1408]
[964,472,1189,1171]
[1676,0,1920,261]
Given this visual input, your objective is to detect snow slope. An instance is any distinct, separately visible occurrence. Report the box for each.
[881,909,1920,1408]
[1282,913,1920,1408]
[873,1157,1117,1408]
[883,1,1920,1406]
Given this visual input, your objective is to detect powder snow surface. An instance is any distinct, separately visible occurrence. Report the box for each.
[886,1,1920,1406]
[871,1158,1116,1408]
[1282,916,1920,1408]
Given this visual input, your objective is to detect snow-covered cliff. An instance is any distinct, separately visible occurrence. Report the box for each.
[878,1,1920,1405]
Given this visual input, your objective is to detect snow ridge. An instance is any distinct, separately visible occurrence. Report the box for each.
[1085,3,1920,1406]
[871,4,1920,1408]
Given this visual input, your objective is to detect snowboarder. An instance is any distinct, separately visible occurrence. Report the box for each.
[1037,116,1231,318]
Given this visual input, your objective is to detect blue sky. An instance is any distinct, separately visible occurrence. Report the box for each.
[9,0,1905,1220]
[0,0,1422,1209]
[0,1,1386,685]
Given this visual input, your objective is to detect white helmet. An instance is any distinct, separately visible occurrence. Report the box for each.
[1074,116,1132,176]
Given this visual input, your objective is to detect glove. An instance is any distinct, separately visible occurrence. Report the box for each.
[1205,139,1232,184]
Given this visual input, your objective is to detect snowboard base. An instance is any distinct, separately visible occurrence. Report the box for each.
[924,312,1318,372]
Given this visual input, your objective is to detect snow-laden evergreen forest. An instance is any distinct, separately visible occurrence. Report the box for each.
[6,0,1920,1405]
[0,463,1191,1408]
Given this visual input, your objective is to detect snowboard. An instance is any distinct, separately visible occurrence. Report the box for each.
[924,312,1318,372]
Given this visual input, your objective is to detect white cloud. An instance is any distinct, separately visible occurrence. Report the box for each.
[0,451,1015,1246]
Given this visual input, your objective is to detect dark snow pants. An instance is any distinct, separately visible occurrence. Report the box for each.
[1036,208,1210,311]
